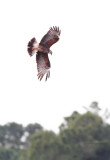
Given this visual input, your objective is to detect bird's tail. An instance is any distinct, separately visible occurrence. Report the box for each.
[27,38,38,56]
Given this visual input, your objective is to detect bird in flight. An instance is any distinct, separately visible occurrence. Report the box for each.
[27,26,61,81]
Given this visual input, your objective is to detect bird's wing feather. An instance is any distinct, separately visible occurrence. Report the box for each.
[39,26,61,49]
[36,52,51,81]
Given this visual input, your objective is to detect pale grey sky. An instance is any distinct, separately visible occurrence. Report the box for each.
[0,0,110,132]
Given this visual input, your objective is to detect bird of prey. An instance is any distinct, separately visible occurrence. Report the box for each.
[27,26,61,81]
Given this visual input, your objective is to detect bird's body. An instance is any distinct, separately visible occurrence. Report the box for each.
[27,26,61,81]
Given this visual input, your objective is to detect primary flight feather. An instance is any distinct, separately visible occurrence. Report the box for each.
[27,26,61,81]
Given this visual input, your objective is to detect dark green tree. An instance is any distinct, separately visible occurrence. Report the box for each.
[0,126,6,146]
[27,130,70,160]
[59,111,110,160]
[4,122,24,148]
[25,123,43,135]
[0,147,21,160]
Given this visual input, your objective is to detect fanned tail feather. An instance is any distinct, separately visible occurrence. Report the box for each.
[27,38,38,56]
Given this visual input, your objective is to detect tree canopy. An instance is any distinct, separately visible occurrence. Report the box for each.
[0,102,110,160]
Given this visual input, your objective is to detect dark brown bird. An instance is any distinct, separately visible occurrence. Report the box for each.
[27,26,61,81]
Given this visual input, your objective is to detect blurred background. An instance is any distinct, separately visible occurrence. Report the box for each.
[0,0,110,159]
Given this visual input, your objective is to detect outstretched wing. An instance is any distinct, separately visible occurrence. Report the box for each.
[36,52,51,81]
[39,26,61,49]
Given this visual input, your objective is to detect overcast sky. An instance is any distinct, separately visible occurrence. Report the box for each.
[0,0,110,132]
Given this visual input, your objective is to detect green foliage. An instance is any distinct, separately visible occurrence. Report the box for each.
[59,111,104,159]
[19,107,110,160]
[0,147,20,160]
[4,122,24,147]
[0,102,110,160]
[0,122,43,160]
[25,123,43,135]
[0,126,6,146]
[18,149,29,160]
[28,131,59,160]
[28,130,71,160]
[61,110,110,160]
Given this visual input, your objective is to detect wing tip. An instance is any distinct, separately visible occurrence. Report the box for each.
[49,26,61,36]
[37,70,50,81]
[45,70,50,81]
